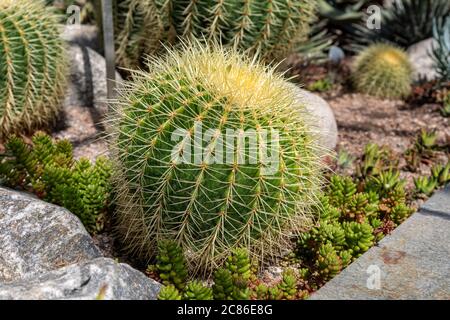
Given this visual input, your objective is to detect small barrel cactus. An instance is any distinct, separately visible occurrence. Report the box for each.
[352,44,413,99]
[0,0,67,138]
[108,41,325,273]
[92,0,317,69]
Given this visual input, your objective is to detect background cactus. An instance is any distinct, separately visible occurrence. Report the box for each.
[91,0,167,70]
[356,0,450,49]
[91,0,317,69]
[352,43,413,99]
[0,0,67,138]
[108,42,325,273]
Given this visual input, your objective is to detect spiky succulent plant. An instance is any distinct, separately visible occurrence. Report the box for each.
[0,0,67,138]
[156,240,188,290]
[158,285,182,300]
[91,0,167,70]
[91,0,317,69]
[108,42,325,273]
[0,132,112,232]
[361,0,450,48]
[352,44,413,99]
[183,281,213,300]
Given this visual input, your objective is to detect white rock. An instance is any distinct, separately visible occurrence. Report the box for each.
[407,38,438,82]
[291,87,338,151]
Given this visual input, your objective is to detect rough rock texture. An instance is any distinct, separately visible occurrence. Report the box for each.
[407,38,438,82]
[64,44,122,114]
[60,24,102,53]
[0,187,102,283]
[292,87,339,151]
[54,25,122,160]
[311,185,450,300]
[0,258,161,300]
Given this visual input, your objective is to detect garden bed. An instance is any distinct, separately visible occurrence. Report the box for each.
[1,0,449,301]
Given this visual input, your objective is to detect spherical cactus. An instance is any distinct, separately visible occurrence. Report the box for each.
[0,0,67,138]
[94,0,317,69]
[104,0,168,70]
[108,41,325,273]
[164,0,317,60]
[352,44,413,99]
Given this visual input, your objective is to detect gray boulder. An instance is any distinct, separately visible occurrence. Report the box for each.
[0,258,161,300]
[407,38,438,82]
[0,187,102,283]
[292,87,338,151]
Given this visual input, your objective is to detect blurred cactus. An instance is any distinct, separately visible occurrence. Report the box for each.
[360,0,450,48]
[183,281,213,300]
[90,0,317,69]
[352,43,413,99]
[0,0,67,138]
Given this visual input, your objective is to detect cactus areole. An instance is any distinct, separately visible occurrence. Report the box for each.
[108,42,326,273]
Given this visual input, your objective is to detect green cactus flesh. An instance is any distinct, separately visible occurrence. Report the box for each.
[0,0,67,138]
[166,0,316,59]
[108,42,325,272]
[99,0,317,69]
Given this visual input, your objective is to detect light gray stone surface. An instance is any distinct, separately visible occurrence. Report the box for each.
[61,24,102,53]
[292,87,339,151]
[65,44,122,113]
[420,184,450,216]
[311,185,450,300]
[0,187,102,283]
[407,38,438,82]
[0,258,161,300]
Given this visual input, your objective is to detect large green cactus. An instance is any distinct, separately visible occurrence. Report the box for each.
[0,0,67,138]
[163,0,317,59]
[108,42,325,273]
[92,0,317,69]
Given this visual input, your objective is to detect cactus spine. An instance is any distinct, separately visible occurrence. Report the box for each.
[91,0,168,70]
[0,0,67,138]
[94,0,317,69]
[108,42,325,273]
[164,0,316,60]
[352,43,413,99]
